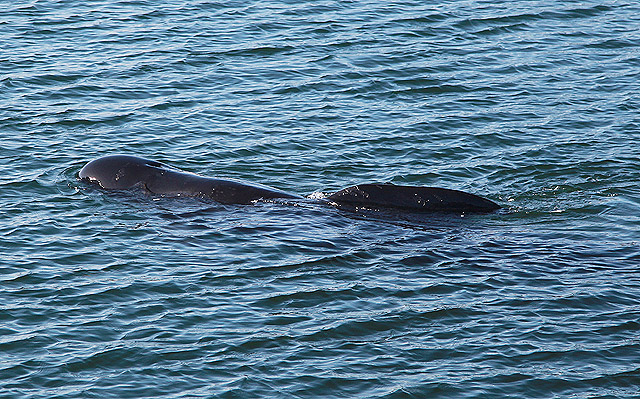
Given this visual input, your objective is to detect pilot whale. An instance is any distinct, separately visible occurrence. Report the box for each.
[78,155,500,213]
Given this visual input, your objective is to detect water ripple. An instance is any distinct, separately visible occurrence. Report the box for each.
[2,0,640,398]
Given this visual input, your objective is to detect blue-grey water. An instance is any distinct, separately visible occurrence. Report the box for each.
[2,0,640,397]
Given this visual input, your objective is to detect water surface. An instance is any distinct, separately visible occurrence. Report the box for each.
[2,0,640,397]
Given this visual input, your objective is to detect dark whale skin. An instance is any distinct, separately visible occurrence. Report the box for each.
[326,183,501,213]
[78,155,301,205]
[79,155,500,212]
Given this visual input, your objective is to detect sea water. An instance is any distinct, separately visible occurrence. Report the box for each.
[1,1,640,397]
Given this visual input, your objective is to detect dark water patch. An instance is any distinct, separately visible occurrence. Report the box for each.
[225,45,298,58]
[586,38,640,49]
[545,4,615,20]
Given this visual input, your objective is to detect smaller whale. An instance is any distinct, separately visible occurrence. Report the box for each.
[79,155,500,213]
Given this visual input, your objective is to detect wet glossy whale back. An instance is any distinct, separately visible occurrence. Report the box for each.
[79,155,500,212]
[327,183,501,213]
[79,155,301,204]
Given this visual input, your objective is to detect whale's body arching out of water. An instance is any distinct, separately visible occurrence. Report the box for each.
[78,155,500,213]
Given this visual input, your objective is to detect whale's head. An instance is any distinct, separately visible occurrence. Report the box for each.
[78,155,167,190]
